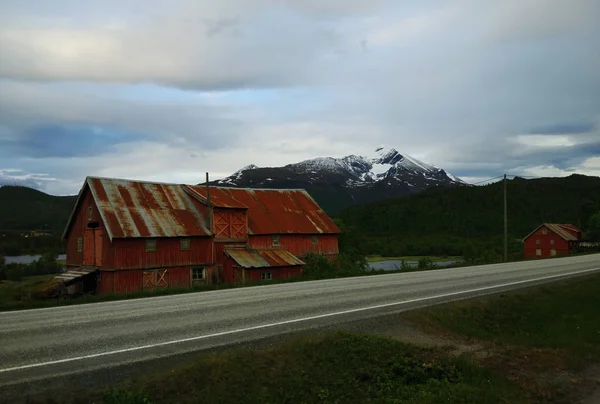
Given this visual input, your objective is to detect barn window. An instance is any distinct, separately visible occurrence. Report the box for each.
[536,249,541,256]
[146,239,157,252]
[550,249,556,256]
[261,272,272,280]
[191,267,205,281]
[312,235,319,245]
[550,239,554,245]
[272,235,280,246]
[542,228,548,235]
[535,239,540,245]
[180,238,190,251]
[87,206,93,222]
[77,237,83,252]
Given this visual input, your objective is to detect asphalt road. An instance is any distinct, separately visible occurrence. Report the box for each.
[1,253,600,397]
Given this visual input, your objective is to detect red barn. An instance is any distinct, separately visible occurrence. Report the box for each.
[59,176,341,295]
[523,223,582,259]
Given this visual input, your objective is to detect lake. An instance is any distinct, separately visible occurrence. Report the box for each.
[368,259,462,271]
[4,254,67,265]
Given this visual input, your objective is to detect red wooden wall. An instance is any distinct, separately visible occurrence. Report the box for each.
[102,236,214,270]
[248,234,338,257]
[222,256,302,284]
[524,227,570,258]
[65,187,104,268]
[98,266,192,295]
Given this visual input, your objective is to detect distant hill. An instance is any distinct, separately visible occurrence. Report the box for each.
[338,174,600,258]
[0,185,77,234]
[206,147,466,213]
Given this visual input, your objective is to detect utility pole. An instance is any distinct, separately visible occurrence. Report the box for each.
[504,173,508,262]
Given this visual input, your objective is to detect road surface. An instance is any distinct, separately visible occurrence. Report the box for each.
[1,253,599,392]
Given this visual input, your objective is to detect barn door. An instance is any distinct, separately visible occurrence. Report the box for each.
[83,229,94,266]
[233,266,245,284]
[143,269,169,291]
[94,229,103,266]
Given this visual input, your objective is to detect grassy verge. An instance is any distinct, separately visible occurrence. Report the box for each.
[402,273,600,402]
[403,273,600,367]
[99,332,523,404]
[366,255,463,263]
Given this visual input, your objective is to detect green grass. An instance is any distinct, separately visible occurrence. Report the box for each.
[100,332,524,404]
[366,255,463,263]
[403,273,600,367]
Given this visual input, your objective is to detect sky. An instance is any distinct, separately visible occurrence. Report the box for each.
[0,0,599,195]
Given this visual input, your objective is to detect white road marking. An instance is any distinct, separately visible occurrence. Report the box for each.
[1,267,598,374]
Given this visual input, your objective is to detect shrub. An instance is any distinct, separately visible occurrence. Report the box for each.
[5,264,24,281]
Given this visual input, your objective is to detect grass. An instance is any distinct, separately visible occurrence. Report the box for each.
[366,255,464,263]
[98,332,524,404]
[403,273,600,368]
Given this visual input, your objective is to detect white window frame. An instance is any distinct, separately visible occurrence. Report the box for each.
[77,237,83,252]
[261,272,272,280]
[191,266,205,281]
[536,249,542,256]
[542,228,548,235]
[550,239,554,245]
[88,206,93,222]
[536,239,540,245]
[146,239,157,252]
[550,249,556,256]
[272,235,280,246]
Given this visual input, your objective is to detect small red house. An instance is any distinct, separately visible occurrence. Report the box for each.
[523,223,582,259]
[59,176,341,295]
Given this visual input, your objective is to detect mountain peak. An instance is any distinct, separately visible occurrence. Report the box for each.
[210,146,466,212]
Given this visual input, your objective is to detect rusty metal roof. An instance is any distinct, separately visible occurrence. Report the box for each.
[523,223,581,242]
[183,185,341,235]
[63,177,212,241]
[225,248,305,268]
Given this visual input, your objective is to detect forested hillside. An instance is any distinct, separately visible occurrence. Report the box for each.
[0,186,76,233]
[338,174,600,259]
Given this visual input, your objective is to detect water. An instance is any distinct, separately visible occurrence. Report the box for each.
[4,254,67,265]
[368,259,462,271]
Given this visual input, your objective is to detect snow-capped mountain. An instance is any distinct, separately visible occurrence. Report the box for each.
[207,147,466,213]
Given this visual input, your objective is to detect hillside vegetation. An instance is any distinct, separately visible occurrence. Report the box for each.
[0,185,76,233]
[338,174,600,258]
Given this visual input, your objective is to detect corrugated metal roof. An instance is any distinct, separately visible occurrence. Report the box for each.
[225,248,305,268]
[54,267,97,283]
[183,185,341,235]
[88,177,211,241]
[545,223,579,241]
[523,223,581,242]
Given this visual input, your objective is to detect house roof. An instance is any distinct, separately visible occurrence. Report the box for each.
[523,223,581,242]
[225,247,305,268]
[183,185,341,235]
[62,177,212,241]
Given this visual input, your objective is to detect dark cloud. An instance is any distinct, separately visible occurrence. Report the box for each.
[0,124,147,158]
[529,122,596,135]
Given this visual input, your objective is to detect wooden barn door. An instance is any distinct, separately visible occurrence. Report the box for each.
[213,210,230,238]
[233,266,245,284]
[83,228,103,267]
[230,211,247,238]
[83,229,94,266]
[143,269,169,291]
[94,229,103,266]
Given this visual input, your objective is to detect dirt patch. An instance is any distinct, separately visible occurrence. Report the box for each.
[382,318,600,404]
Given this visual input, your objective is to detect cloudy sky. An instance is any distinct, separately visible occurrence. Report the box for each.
[0,0,599,195]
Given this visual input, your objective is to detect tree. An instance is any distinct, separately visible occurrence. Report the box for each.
[586,212,600,241]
